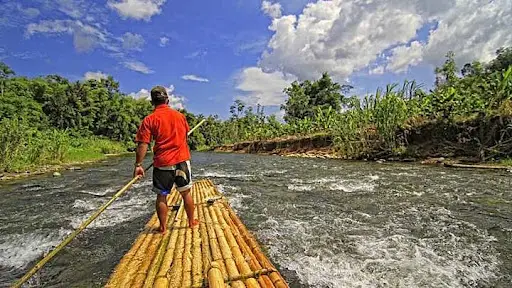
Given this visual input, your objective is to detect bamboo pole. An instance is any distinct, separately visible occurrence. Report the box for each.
[203,188,229,281]
[153,202,187,287]
[199,187,212,282]
[13,175,143,288]
[134,193,181,287]
[120,192,179,287]
[167,205,188,288]
[223,203,288,288]
[213,203,259,288]
[191,185,204,287]
[207,262,225,288]
[105,214,159,287]
[221,207,274,288]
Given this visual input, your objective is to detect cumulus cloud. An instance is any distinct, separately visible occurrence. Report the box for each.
[25,20,109,53]
[369,66,385,75]
[84,71,108,80]
[236,67,296,106]
[181,74,209,82]
[159,36,169,47]
[261,1,282,18]
[129,85,185,109]
[387,41,424,73]
[388,0,512,72]
[236,0,512,107]
[121,32,145,51]
[107,0,166,21]
[122,60,154,74]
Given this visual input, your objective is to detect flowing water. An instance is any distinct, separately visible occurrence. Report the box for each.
[0,152,511,287]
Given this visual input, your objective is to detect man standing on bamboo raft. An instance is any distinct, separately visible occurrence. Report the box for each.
[133,86,199,233]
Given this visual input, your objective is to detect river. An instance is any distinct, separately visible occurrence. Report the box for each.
[0,152,511,287]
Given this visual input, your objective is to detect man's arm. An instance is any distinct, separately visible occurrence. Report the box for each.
[135,142,148,164]
[134,117,151,177]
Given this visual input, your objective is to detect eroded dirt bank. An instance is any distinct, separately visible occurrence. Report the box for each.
[213,116,512,165]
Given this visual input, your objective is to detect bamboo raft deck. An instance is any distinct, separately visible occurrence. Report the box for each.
[105,179,288,288]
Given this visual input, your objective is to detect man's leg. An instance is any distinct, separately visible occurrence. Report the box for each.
[180,189,198,227]
[156,194,168,233]
[152,167,172,234]
[176,160,197,227]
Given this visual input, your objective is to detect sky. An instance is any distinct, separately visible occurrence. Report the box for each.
[0,0,511,119]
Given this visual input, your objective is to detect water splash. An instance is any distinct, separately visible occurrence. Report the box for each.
[0,228,71,269]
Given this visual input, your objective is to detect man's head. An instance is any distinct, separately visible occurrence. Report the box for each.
[150,86,169,106]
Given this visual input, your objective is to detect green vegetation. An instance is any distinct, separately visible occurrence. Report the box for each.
[0,63,151,172]
[1,47,511,172]
[185,48,512,161]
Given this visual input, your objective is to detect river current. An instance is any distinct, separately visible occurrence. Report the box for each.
[0,152,511,287]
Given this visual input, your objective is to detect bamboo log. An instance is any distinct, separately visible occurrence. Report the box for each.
[203,190,229,280]
[199,188,212,281]
[153,204,185,287]
[208,262,225,288]
[167,198,190,288]
[139,194,181,287]
[221,208,274,288]
[224,203,288,288]
[105,214,159,287]
[192,187,204,287]
[213,204,259,288]
[125,192,180,287]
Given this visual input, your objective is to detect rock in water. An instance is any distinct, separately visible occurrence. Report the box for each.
[53,171,62,177]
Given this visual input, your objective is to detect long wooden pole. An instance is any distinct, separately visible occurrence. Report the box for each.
[11,176,140,288]
[11,119,206,288]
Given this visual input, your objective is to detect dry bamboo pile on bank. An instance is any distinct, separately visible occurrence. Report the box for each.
[105,179,288,288]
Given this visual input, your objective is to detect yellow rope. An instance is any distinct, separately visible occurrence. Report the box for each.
[11,119,206,288]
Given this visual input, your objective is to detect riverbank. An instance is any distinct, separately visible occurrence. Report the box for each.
[212,118,512,169]
[0,151,134,182]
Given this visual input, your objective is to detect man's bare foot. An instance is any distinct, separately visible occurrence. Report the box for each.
[189,219,199,228]
[158,226,166,234]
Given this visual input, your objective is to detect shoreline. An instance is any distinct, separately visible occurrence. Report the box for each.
[0,152,134,182]
[212,140,512,171]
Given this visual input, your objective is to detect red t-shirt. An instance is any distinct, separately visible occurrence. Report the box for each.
[135,105,191,167]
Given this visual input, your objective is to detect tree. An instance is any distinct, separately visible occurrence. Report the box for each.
[0,62,15,96]
[281,72,342,122]
[487,47,512,73]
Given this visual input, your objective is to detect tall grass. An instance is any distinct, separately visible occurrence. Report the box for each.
[0,118,127,172]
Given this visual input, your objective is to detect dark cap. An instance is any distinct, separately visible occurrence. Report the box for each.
[150,86,168,102]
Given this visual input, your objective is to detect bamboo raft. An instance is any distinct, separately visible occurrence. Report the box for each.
[105,179,288,288]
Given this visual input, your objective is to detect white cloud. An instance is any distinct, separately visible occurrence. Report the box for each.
[129,88,150,100]
[129,85,185,109]
[387,41,424,73]
[185,50,207,59]
[107,0,166,21]
[159,36,169,47]
[56,0,84,18]
[122,60,154,74]
[261,1,282,18]
[84,71,108,80]
[121,32,145,51]
[369,66,385,75]
[25,20,109,53]
[236,0,511,107]
[181,74,209,82]
[235,67,296,106]
[388,0,512,72]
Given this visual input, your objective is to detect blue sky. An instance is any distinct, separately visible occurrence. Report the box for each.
[1,0,510,119]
